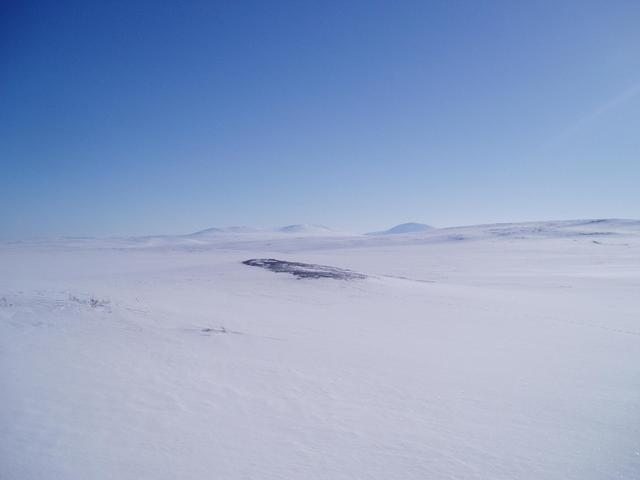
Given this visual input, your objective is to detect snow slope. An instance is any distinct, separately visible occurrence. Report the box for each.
[1,220,639,479]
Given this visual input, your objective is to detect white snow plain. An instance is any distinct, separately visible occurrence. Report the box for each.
[1,219,639,479]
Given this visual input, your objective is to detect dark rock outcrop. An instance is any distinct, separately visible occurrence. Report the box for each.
[243,259,365,280]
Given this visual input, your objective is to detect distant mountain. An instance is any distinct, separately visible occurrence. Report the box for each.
[189,226,264,236]
[368,222,434,235]
[189,224,340,236]
[276,224,337,235]
[189,227,223,236]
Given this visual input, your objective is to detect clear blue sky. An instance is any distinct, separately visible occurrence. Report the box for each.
[2,0,639,237]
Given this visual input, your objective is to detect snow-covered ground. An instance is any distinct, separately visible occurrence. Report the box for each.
[1,220,639,479]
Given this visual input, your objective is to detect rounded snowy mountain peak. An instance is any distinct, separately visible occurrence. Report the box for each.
[276,224,336,234]
[369,223,434,235]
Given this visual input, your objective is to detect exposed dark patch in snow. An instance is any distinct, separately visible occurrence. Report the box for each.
[67,294,111,311]
[200,326,245,336]
[202,327,227,334]
[243,259,366,280]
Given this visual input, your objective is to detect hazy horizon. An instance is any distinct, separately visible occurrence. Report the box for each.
[4,217,640,241]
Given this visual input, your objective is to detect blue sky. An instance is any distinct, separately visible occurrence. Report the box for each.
[2,0,639,237]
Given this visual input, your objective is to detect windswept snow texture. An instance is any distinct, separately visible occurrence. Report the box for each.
[1,219,640,480]
[243,258,366,280]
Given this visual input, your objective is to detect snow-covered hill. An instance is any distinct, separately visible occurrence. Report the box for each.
[1,219,639,479]
[367,222,434,235]
[188,224,346,237]
[190,226,265,236]
[275,224,341,235]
